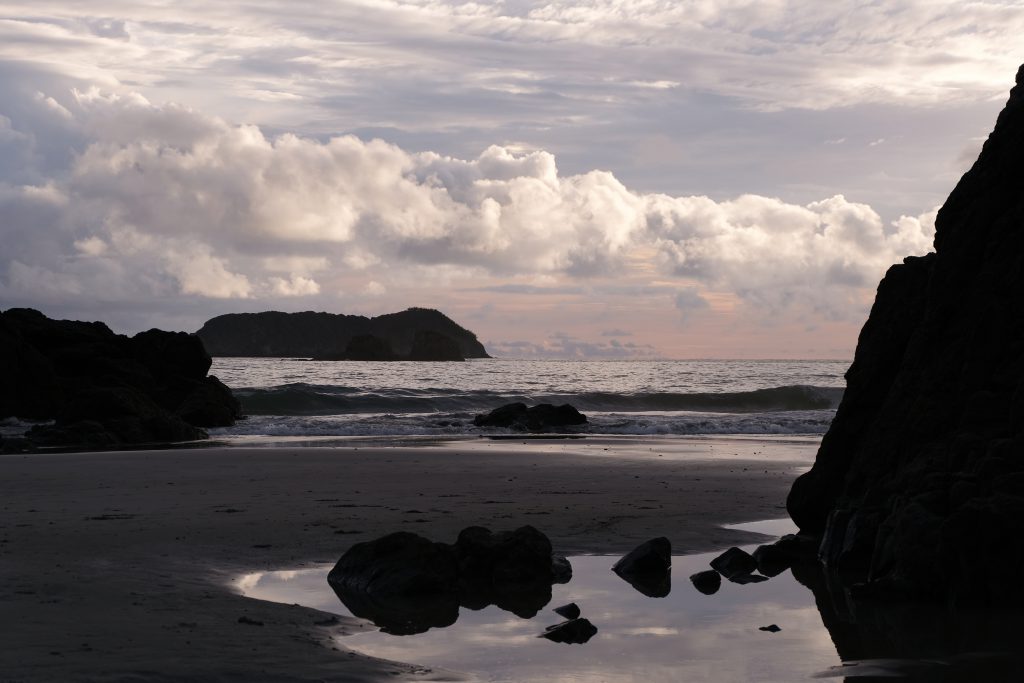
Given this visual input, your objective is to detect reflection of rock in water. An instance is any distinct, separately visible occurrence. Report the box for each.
[612,537,672,598]
[540,617,598,644]
[327,526,570,635]
[792,562,1024,682]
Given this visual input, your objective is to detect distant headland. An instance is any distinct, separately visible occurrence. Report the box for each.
[196,307,490,361]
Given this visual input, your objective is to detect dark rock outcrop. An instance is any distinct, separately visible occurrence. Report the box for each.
[0,308,241,449]
[197,307,489,360]
[786,64,1024,605]
[612,537,672,597]
[473,402,588,432]
[327,526,570,634]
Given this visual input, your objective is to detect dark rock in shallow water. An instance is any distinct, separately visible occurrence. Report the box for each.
[327,531,460,635]
[689,570,721,595]
[551,554,573,584]
[473,402,588,432]
[710,547,758,580]
[173,376,242,428]
[786,65,1024,605]
[0,308,240,448]
[752,543,793,578]
[327,526,566,634]
[540,617,598,644]
[612,537,672,598]
[454,525,557,617]
[553,603,581,620]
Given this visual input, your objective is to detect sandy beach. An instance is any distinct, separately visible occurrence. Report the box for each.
[1,436,816,682]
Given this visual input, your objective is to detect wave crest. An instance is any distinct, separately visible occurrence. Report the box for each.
[234,383,843,416]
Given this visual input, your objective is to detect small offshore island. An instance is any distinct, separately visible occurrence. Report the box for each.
[197,308,490,361]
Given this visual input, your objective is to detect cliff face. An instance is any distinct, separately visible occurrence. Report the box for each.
[787,65,1024,604]
[196,307,489,359]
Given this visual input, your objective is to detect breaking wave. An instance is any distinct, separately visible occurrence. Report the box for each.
[234,383,844,417]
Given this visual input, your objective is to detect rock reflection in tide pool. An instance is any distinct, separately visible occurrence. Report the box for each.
[241,540,1024,681]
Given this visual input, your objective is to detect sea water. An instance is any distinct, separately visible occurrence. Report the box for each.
[208,358,847,441]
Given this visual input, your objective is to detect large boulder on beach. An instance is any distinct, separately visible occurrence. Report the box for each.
[473,402,588,432]
[786,64,1024,605]
[0,308,241,448]
[327,525,569,633]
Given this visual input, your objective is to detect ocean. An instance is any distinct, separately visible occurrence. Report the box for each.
[207,358,847,441]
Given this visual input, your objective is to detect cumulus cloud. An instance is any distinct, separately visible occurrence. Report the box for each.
[0,82,938,330]
[646,193,936,319]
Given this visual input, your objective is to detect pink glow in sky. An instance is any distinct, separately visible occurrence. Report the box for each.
[0,2,1019,357]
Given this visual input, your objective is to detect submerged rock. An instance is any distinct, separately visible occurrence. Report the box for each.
[473,402,588,432]
[612,537,672,597]
[786,64,1024,605]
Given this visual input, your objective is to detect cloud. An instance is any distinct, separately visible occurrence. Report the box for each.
[487,335,658,360]
[0,82,938,332]
[673,287,711,323]
[268,275,319,297]
[1,1,1019,122]
[645,193,936,319]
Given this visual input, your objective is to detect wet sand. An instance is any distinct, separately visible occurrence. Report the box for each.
[0,436,816,682]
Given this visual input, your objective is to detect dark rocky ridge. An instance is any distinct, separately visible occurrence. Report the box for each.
[787,65,1024,605]
[196,307,488,360]
[1,308,241,449]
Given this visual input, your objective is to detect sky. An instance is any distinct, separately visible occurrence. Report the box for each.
[0,1,1020,359]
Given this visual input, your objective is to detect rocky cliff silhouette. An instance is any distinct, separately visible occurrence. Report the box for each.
[196,307,489,360]
[1,308,241,450]
[787,65,1024,605]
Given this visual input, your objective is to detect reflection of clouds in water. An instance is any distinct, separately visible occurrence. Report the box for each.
[239,554,842,681]
[235,572,263,592]
[621,627,680,636]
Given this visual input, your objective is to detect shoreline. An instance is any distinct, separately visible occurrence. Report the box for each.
[1,437,816,681]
